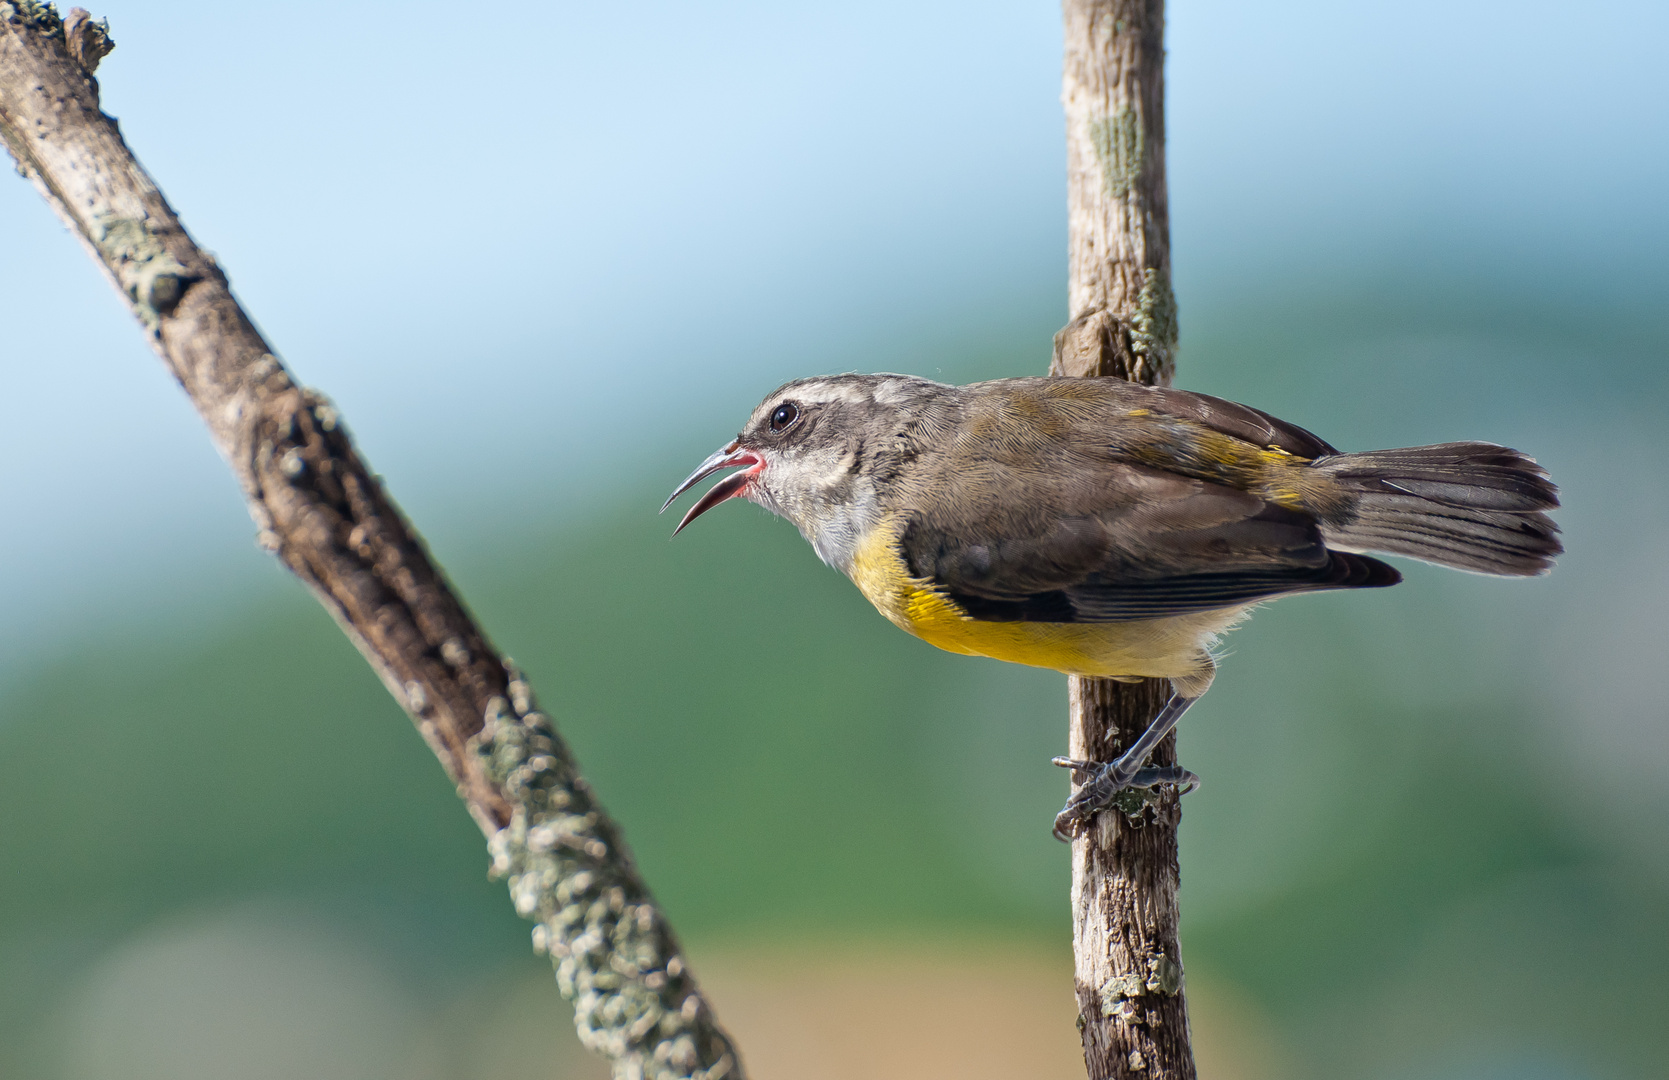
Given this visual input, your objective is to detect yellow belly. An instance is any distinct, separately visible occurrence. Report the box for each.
[847,519,1234,682]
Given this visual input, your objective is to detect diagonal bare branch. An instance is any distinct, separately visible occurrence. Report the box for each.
[0,5,743,1077]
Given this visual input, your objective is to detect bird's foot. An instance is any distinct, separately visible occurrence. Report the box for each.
[1050,757,1199,841]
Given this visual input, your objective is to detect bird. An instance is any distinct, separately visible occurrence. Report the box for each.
[662,374,1561,838]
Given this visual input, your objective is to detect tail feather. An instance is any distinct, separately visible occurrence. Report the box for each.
[1308,442,1562,577]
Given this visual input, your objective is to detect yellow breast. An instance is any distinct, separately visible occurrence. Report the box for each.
[845,517,1235,682]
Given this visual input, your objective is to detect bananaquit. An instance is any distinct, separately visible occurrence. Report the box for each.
[663,374,1560,837]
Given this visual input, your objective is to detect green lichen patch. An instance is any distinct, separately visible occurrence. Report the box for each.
[1099,971,1147,1017]
[1145,952,1183,996]
[1090,107,1144,199]
[1112,785,1160,818]
[3,0,64,35]
[1097,952,1184,1018]
[92,213,194,329]
[1130,268,1178,380]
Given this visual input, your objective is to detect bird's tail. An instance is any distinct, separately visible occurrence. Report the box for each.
[1302,442,1562,576]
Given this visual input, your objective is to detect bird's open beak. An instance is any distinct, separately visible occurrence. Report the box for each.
[661,439,764,535]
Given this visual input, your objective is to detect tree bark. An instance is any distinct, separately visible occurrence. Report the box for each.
[0,6,741,1078]
[1052,2,1196,1077]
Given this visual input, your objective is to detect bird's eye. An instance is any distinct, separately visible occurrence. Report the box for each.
[769,402,800,433]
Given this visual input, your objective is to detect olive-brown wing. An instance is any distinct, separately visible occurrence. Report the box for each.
[1141,385,1339,458]
[898,460,1398,623]
[974,377,1340,458]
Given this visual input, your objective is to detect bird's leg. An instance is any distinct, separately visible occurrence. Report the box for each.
[1051,691,1200,841]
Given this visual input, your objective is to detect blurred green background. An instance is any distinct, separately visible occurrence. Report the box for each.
[2,2,1667,1078]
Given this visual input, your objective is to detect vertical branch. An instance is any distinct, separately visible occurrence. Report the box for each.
[1056,0,1176,387]
[1053,2,1195,1078]
[0,6,742,1078]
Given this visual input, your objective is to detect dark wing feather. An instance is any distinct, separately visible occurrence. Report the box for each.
[1046,550,1399,621]
[899,459,1398,624]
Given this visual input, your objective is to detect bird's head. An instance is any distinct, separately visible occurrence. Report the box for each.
[662,373,949,561]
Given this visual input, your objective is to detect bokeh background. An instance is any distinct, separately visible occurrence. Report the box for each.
[3,1,1667,1077]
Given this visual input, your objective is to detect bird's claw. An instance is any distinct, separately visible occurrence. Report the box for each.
[1051,759,1200,841]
